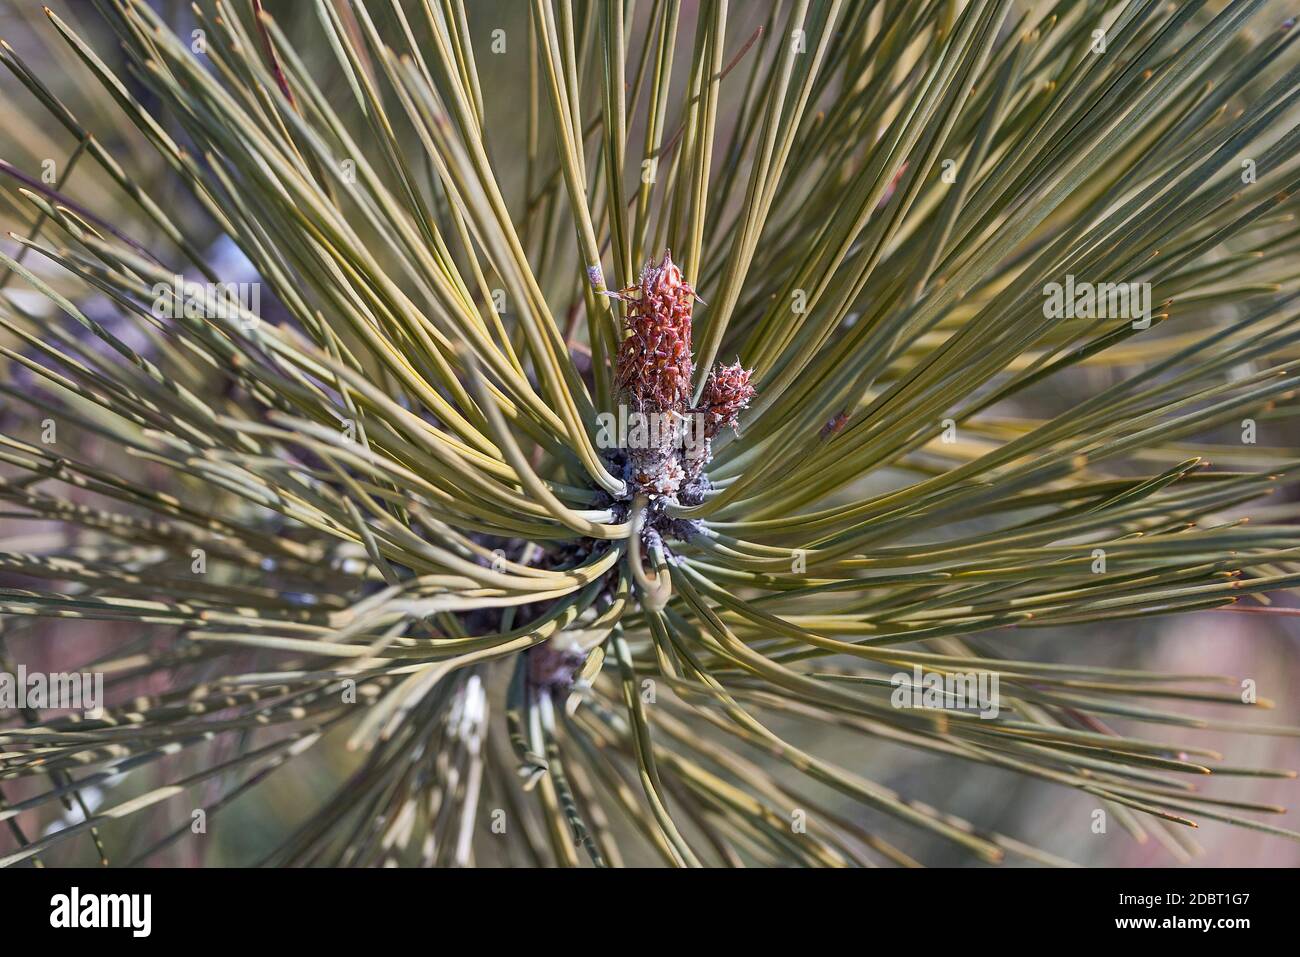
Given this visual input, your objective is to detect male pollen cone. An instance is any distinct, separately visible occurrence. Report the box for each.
[615,251,698,413]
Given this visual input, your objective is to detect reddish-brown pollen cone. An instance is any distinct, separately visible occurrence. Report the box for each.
[611,252,754,506]
[698,361,756,438]
[614,252,697,414]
